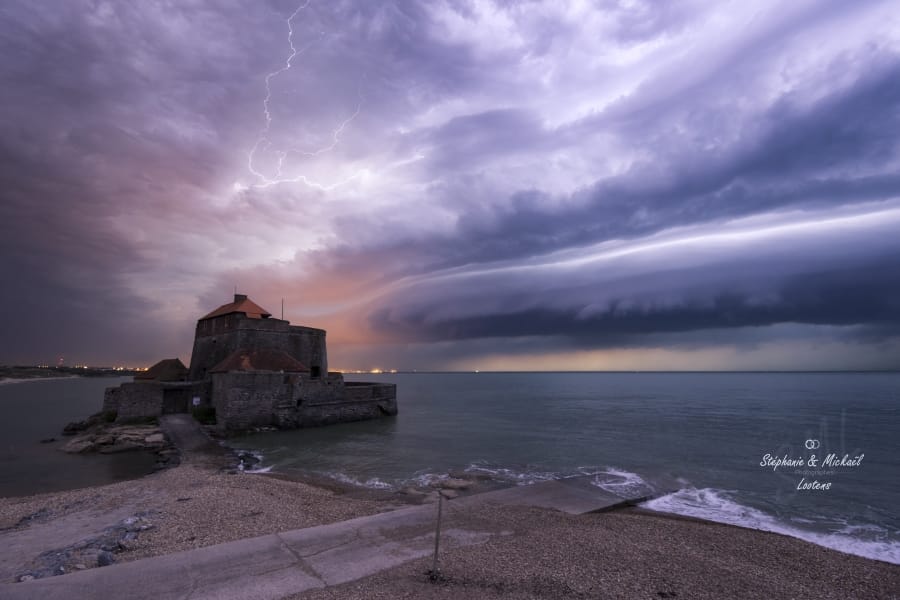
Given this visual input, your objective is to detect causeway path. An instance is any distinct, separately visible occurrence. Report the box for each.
[158,414,232,469]
[1,415,651,599]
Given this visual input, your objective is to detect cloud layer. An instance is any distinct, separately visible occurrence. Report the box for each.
[1,0,899,369]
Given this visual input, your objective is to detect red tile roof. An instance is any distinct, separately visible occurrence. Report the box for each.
[135,358,188,381]
[210,348,309,373]
[200,294,272,320]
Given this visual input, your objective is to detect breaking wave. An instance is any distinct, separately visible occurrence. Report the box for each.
[642,487,900,565]
[589,467,656,499]
[324,472,394,490]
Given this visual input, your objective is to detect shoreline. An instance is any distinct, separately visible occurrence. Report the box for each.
[1,413,897,596]
[1,462,898,597]
[220,457,900,567]
[5,447,898,567]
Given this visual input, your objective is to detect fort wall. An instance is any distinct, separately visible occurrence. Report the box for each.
[189,316,327,380]
[104,381,204,422]
[103,382,162,420]
[210,372,398,433]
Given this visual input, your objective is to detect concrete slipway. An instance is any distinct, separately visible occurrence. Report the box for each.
[1,421,653,600]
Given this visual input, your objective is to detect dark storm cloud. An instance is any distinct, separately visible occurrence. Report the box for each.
[360,204,900,354]
[369,260,900,347]
[0,0,290,363]
[333,53,900,275]
[3,0,899,368]
[222,0,900,369]
[426,109,546,170]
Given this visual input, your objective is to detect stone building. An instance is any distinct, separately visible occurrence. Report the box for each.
[102,358,196,421]
[103,294,397,433]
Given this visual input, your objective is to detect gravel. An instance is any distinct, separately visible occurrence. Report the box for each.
[0,464,398,581]
[292,504,900,600]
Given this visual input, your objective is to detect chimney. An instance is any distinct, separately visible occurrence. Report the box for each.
[234,293,248,302]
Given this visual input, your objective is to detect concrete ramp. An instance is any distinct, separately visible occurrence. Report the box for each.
[0,504,480,600]
[459,475,654,514]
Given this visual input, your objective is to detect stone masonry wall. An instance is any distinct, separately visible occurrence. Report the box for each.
[189,315,328,381]
[105,372,396,432]
[296,380,398,427]
[212,372,297,433]
[103,386,123,414]
[108,382,164,421]
[212,371,397,433]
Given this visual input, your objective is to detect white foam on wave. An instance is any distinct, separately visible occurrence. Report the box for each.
[462,462,658,491]
[245,465,273,474]
[405,472,448,487]
[464,463,563,485]
[589,467,655,498]
[642,488,900,565]
[326,472,393,490]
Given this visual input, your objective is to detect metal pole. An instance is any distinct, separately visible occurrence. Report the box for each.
[430,492,443,577]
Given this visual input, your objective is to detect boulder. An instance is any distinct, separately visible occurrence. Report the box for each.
[97,551,115,567]
[99,441,143,454]
[238,452,261,469]
[143,433,165,445]
[62,437,96,453]
[93,434,115,446]
[62,421,90,436]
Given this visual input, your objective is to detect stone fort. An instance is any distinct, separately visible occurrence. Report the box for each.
[103,294,397,433]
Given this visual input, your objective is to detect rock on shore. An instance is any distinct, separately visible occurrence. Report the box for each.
[62,424,169,455]
[16,514,156,581]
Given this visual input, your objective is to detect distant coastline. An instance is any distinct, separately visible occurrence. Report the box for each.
[347,369,900,374]
[0,375,80,385]
[0,366,140,384]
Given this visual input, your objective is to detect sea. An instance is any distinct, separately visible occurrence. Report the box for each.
[2,372,898,564]
[0,376,158,497]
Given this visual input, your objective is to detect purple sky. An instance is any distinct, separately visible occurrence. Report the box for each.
[2,0,899,370]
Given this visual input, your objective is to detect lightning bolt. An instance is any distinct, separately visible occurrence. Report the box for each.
[246,0,367,191]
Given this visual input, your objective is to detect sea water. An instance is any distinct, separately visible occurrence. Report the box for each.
[229,372,900,564]
[0,376,158,497]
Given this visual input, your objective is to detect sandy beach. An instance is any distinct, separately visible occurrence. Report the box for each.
[0,418,897,599]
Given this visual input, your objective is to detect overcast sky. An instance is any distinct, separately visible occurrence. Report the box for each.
[2,0,899,370]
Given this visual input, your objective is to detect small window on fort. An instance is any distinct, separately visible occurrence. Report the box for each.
[311,366,321,379]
